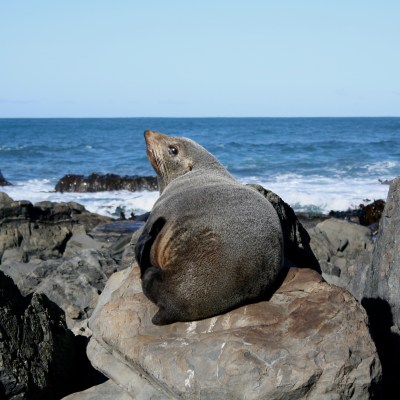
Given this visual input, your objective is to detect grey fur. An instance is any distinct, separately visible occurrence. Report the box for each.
[135,130,284,325]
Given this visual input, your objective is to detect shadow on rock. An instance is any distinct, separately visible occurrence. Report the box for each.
[361,297,400,398]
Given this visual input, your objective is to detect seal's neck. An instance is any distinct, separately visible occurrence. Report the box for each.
[158,158,234,194]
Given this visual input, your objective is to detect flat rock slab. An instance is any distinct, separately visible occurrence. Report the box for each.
[88,266,381,400]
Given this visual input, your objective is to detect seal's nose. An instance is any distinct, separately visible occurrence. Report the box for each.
[144,130,160,142]
[144,130,167,143]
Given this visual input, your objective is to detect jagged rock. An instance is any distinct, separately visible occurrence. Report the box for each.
[0,194,129,332]
[64,225,103,256]
[0,271,103,399]
[89,220,145,249]
[308,218,374,301]
[86,265,381,399]
[362,177,400,394]
[55,173,158,193]
[0,170,12,186]
[1,247,120,330]
[248,184,321,272]
[0,195,112,263]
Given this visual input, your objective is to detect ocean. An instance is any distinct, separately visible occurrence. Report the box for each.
[1,117,399,218]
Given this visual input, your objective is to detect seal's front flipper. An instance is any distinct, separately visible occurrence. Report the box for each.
[135,217,166,278]
[141,266,163,304]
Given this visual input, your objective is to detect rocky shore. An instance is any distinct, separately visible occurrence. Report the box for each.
[55,173,158,193]
[1,178,399,399]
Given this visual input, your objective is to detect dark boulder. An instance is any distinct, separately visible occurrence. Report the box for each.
[360,199,386,226]
[0,170,12,186]
[247,184,321,273]
[0,271,105,399]
[328,199,386,227]
[55,173,158,193]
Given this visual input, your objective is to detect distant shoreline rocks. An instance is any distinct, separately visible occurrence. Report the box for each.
[0,170,12,186]
[328,199,386,228]
[55,173,158,193]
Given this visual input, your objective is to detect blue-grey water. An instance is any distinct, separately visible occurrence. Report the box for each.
[1,117,399,217]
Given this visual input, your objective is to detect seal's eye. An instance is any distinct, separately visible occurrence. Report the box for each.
[168,145,178,156]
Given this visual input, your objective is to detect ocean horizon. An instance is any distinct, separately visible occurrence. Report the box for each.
[1,117,399,218]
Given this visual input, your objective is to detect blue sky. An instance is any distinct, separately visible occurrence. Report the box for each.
[1,1,399,117]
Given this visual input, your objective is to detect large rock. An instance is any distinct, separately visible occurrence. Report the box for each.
[85,265,381,399]
[62,380,132,400]
[363,176,400,329]
[0,271,103,399]
[55,173,158,192]
[308,218,374,300]
[361,177,400,393]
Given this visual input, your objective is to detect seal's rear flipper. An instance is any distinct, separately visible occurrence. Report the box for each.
[152,308,177,326]
[135,217,166,277]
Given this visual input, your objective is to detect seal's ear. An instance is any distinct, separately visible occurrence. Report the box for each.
[135,217,166,277]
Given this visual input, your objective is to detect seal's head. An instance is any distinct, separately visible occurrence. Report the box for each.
[144,130,230,193]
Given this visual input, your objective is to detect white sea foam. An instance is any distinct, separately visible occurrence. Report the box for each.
[363,161,399,173]
[1,175,390,218]
[1,179,160,218]
[241,174,390,214]
[0,144,27,151]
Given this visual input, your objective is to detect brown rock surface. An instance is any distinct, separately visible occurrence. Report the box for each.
[87,265,381,399]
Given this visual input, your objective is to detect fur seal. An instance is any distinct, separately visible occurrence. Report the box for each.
[135,130,283,325]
